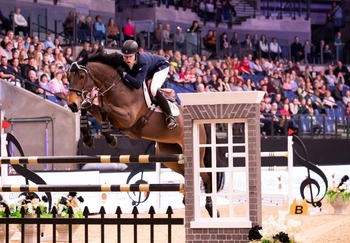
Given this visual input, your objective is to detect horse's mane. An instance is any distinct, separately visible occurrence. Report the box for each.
[88,46,122,69]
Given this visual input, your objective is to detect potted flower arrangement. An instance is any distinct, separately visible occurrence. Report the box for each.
[54,192,84,241]
[55,192,84,218]
[248,211,303,243]
[0,195,18,241]
[326,175,350,214]
[13,192,51,218]
[12,192,51,243]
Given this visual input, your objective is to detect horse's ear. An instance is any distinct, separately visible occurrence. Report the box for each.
[78,54,88,66]
[65,56,73,65]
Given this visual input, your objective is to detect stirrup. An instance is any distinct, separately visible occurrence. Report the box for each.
[166,116,178,130]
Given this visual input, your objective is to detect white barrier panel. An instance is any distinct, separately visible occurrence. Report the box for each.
[1,164,348,212]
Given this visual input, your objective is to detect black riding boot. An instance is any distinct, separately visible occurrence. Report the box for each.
[155,90,178,130]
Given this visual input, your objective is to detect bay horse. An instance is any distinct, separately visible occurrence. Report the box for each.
[66,48,226,217]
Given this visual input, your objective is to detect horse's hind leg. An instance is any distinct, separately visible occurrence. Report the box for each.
[100,110,118,148]
[80,109,94,148]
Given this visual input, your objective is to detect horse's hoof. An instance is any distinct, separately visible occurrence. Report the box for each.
[205,204,213,218]
[83,137,94,148]
[107,136,118,148]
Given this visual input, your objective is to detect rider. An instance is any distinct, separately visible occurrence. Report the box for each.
[116,40,178,130]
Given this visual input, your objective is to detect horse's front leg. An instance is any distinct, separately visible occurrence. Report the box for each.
[100,109,118,148]
[203,180,220,218]
[80,109,94,148]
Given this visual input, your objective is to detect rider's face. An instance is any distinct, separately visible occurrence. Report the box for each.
[123,55,136,67]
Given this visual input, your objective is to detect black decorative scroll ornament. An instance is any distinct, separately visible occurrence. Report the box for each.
[125,141,155,206]
[5,133,52,210]
[293,135,328,208]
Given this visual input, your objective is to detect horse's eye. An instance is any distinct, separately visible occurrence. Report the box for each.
[79,75,85,79]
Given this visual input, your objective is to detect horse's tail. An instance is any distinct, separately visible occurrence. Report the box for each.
[203,124,226,192]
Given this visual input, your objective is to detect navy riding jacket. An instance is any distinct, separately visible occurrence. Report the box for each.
[121,52,169,89]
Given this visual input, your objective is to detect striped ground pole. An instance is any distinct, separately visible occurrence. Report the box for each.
[0,184,185,192]
[0,154,184,164]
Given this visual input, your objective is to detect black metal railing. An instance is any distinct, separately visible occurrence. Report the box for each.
[0,205,183,243]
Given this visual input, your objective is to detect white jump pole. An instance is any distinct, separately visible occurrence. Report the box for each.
[287,136,293,207]
[0,110,9,202]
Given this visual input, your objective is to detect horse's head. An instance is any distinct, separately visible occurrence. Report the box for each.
[66,55,94,112]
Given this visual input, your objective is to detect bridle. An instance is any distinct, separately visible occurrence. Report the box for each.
[68,61,120,108]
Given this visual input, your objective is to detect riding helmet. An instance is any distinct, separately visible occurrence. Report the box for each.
[121,40,139,56]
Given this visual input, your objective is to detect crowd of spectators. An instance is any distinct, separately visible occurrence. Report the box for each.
[1,3,350,137]
[0,29,75,107]
[161,45,350,136]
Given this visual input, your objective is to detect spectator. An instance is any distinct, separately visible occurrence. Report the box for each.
[187,20,201,33]
[291,36,304,62]
[331,83,343,102]
[269,37,282,61]
[239,56,253,75]
[304,40,313,64]
[77,42,90,60]
[291,61,302,76]
[93,15,106,45]
[203,30,216,52]
[25,70,43,95]
[11,58,21,78]
[219,32,230,57]
[251,34,259,58]
[64,47,74,61]
[289,98,299,115]
[33,51,42,71]
[342,90,350,105]
[259,35,269,59]
[24,36,31,51]
[280,103,298,134]
[324,90,338,108]
[38,74,59,104]
[345,102,350,116]
[307,108,322,135]
[0,56,17,83]
[44,33,55,50]
[298,98,309,114]
[78,15,92,43]
[326,69,337,87]
[230,32,240,58]
[31,36,40,50]
[42,53,51,67]
[162,23,173,51]
[174,26,185,53]
[106,18,120,45]
[154,22,163,44]
[122,17,135,41]
[1,42,13,60]
[46,47,55,63]
[241,34,252,50]
[334,31,343,62]
[0,35,10,49]
[13,7,28,36]
[21,57,36,80]
[333,61,349,84]
[323,44,332,64]
[331,2,342,30]
[63,11,74,38]
[242,78,255,91]
[53,38,63,52]
[49,63,57,79]
[50,71,68,106]
[37,64,51,81]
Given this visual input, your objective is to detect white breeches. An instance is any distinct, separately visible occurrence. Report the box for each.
[150,66,169,96]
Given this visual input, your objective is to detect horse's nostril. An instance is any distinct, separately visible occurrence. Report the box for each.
[68,103,78,112]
